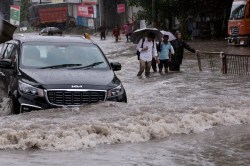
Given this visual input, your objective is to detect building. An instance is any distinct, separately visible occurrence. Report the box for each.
[99,0,139,29]
[0,0,13,20]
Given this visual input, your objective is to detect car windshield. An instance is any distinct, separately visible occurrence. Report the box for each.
[229,1,246,20]
[20,42,109,69]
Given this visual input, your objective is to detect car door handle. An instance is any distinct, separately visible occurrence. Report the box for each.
[0,72,5,77]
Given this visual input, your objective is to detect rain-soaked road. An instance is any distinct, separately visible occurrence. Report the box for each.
[0,34,250,166]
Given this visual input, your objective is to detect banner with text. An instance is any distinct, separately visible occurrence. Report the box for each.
[117,4,125,13]
[82,0,98,5]
[10,5,20,26]
[77,4,96,18]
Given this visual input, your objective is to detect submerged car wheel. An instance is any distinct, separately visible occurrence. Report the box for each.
[7,96,20,114]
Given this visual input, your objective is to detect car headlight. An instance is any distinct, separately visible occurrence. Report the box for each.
[107,84,123,97]
[19,81,44,97]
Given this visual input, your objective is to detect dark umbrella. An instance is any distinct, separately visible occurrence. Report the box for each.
[130,28,163,44]
[0,19,17,44]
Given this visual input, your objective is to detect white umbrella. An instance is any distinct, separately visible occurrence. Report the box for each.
[130,28,163,44]
[160,30,176,41]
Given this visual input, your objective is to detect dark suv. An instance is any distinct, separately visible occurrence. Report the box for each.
[0,34,127,114]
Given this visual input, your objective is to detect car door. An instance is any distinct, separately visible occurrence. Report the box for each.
[0,42,17,97]
[0,43,8,96]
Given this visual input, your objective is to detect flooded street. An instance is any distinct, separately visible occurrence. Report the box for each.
[0,34,250,165]
[1,125,250,166]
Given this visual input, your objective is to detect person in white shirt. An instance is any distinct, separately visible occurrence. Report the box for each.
[136,32,158,77]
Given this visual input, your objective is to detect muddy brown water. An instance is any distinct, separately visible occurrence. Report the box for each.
[0,36,250,165]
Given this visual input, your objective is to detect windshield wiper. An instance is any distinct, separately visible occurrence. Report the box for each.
[71,62,104,70]
[39,64,82,69]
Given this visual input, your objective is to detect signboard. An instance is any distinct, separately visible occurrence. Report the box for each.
[88,19,94,27]
[82,0,98,5]
[117,4,125,13]
[66,0,98,5]
[51,0,64,2]
[31,0,52,2]
[67,0,82,3]
[78,5,90,17]
[10,5,20,26]
[76,16,88,26]
[77,4,96,18]
[88,6,94,14]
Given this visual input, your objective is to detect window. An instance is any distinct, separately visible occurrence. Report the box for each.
[230,1,246,20]
[10,46,18,65]
[2,44,15,59]
[20,42,109,69]
[0,44,8,59]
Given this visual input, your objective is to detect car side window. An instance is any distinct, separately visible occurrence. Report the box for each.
[10,45,18,65]
[0,43,8,59]
[2,44,15,59]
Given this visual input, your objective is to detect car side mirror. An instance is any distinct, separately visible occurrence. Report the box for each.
[0,59,14,69]
[110,62,121,71]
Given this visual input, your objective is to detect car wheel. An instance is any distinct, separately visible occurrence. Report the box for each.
[7,96,20,114]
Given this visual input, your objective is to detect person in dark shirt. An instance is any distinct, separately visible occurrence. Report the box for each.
[170,31,198,71]
[99,23,106,40]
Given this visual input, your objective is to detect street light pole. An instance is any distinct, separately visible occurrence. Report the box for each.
[152,0,155,27]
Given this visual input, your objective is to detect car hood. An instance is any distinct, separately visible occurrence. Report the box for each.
[20,68,116,87]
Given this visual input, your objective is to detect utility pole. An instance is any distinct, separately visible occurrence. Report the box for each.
[152,0,155,27]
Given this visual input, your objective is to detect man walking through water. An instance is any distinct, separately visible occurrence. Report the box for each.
[99,23,106,40]
[170,31,198,71]
[136,32,158,77]
[158,35,174,74]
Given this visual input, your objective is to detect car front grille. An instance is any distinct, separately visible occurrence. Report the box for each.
[46,90,106,106]
[230,27,239,35]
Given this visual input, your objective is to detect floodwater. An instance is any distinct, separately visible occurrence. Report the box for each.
[0,34,250,165]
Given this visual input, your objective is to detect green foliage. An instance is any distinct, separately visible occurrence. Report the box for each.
[128,0,186,29]
[127,0,233,38]
[20,0,29,22]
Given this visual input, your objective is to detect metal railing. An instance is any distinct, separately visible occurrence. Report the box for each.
[196,51,250,75]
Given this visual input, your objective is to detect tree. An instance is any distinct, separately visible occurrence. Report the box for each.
[128,0,233,37]
[127,0,185,29]
[20,0,29,22]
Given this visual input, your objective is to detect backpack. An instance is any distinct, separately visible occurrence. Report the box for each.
[136,38,154,60]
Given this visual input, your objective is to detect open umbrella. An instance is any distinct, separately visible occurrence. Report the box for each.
[130,28,163,44]
[160,30,176,41]
[0,19,17,44]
